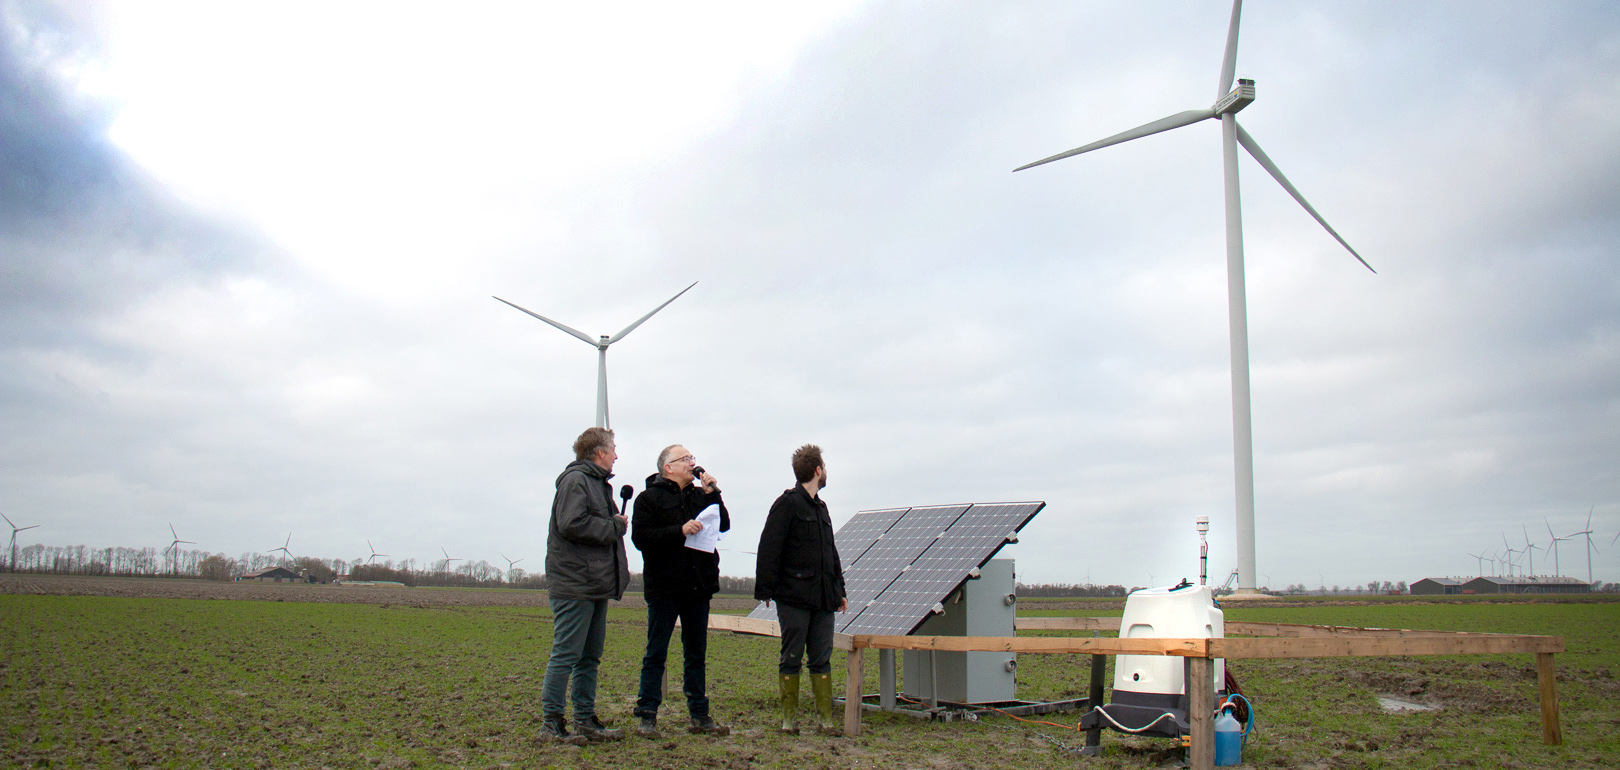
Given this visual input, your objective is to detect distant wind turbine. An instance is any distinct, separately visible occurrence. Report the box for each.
[1014,0,1373,595]
[366,540,388,565]
[1522,527,1540,577]
[1500,534,1519,577]
[2,512,39,573]
[1467,551,1485,577]
[270,533,293,566]
[440,547,462,574]
[1546,519,1572,578]
[494,281,698,429]
[1569,507,1600,585]
[165,524,196,577]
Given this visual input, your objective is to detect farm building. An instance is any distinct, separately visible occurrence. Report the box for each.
[1459,576,1591,595]
[240,567,304,583]
[1411,577,1464,595]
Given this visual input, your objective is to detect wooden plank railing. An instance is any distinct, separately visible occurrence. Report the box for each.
[710,613,1564,768]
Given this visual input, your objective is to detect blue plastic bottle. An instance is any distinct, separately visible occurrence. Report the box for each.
[1214,707,1243,766]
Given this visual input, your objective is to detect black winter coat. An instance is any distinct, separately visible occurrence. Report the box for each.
[545,459,631,601]
[754,485,845,612]
[631,473,730,598]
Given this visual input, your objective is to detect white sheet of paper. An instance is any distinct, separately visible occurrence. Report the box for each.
[683,507,727,553]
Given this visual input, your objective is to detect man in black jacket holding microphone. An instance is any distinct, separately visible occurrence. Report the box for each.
[631,444,731,737]
[754,444,846,735]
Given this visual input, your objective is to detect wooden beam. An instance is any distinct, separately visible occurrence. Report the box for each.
[1209,634,1563,659]
[1187,657,1214,770]
[1537,652,1563,746]
[844,647,866,737]
[851,634,1208,656]
[1015,616,1121,631]
[1226,621,1491,638]
[705,614,780,637]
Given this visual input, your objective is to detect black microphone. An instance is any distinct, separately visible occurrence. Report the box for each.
[693,466,717,492]
[619,484,633,516]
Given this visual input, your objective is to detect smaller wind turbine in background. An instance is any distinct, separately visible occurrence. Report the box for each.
[1568,507,1600,585]
[164,524,195,577]
[1522,527,1541,577]
[366,540,388,565]
[2,512,39,573]
[1467,551,1485,577]
[1546,520,1572,578]
[494,281,698,429]
[1499,535,1519,577]
[501,554,523,582]
[270,533,294,566]
[440,547,462,575]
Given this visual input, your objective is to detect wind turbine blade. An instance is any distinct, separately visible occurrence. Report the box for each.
[1014,109,1216,172]
[1611,530,1619,547]
[608,281,698,343]
[18,525,38,533]
[0,512,13,528]
[493,297,599,346]
[1217,0,1243,97]
[1234,123,1376,273]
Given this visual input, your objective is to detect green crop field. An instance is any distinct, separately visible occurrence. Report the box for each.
[3,585,1618,769]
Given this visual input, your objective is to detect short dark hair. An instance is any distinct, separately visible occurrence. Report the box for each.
[791,444,823,484]
[573,427,615,461]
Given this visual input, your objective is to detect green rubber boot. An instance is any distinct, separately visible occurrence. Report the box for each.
[810,673,841,736]
[778,673,800,734]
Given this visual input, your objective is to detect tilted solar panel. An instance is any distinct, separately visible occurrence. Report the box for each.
[845,502,1043,635]
[745,501,1045,637]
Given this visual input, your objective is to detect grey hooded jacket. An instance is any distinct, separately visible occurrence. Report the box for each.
[545,459,630,601]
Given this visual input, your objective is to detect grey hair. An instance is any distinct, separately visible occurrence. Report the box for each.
[657,444,684,472]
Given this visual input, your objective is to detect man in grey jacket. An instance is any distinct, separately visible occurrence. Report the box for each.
[540,427,631,745]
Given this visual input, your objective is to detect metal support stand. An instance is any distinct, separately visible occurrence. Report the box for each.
[880,649,896,710]
[1081,653,1106,756]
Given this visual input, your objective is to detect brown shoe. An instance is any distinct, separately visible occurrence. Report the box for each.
[688,715,731,736]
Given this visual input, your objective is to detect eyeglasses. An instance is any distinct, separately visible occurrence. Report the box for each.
[669,455,695,465]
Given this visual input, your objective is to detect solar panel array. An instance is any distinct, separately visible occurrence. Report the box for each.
[748,501,1044,636]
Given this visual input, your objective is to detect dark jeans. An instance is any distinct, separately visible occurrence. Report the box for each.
[777,602,834,675]
[635,594,711,718]
[541,597,609,720]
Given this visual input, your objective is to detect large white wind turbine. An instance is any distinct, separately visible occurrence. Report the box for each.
[1014,0,1373,595]
[495,281,698,429]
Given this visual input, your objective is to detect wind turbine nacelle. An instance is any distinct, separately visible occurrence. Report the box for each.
[1214,78,1256,116]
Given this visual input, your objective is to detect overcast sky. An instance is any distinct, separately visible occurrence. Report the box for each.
[3,1,1617,589]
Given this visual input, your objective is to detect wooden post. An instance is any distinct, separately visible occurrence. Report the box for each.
[1536,652,1562,746]
[1187,656,1214,770]
[844,644,866,736]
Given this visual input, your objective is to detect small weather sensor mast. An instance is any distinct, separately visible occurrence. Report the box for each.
[1197,515,1211,586]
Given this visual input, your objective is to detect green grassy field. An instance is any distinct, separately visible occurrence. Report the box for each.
[3,592,1617,769]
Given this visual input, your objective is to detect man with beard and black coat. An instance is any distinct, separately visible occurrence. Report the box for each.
[630,444,732,738]
[754,443,846,735]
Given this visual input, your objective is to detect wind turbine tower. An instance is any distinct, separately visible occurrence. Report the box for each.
[495,281,698,429]
[1014,0,1373,596]
[2,512,39,573]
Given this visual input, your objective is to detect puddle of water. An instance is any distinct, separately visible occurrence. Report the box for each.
[1377,696,1438,712]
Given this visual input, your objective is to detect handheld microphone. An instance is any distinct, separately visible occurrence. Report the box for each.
[619,484,633,516]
